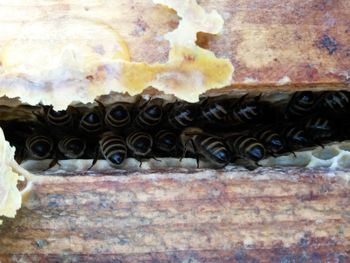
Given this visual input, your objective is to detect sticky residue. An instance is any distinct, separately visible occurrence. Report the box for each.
[0,0,234,109]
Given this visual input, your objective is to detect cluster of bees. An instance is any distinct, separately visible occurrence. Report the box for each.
[1,90,350,170]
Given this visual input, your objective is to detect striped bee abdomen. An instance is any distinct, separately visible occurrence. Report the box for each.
[283,126,310,149]
[168,103,196,129]
[46,106,73,128]
[228,135,265,162]
[256,129,285,154]
[154,130,178,154]
[231,96,264,124]
[321,91,350,115]
[201,101,228,123]
[305,117,334,141]
[285,91,315,119]
[99,133,127,167]
[80,110,103,134]
[196,135,230,166]
[105,103,131,129]
[134,100,163,128]
[58,136,86,159]
[126,131,153,157]
[25,135,54,160]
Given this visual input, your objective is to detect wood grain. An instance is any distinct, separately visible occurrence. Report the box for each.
[0,169,349,262]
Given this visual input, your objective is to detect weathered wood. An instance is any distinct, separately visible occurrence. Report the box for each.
[0,169,349,262]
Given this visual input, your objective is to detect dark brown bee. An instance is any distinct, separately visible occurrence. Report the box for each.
[25,134,54,160]
[168,102,197,129]
[231,95,266,124]
[320,91,350,115]
[154,130,179,156]
[285,91,316,119]
[199,97,230,124]
[254,128,285,155]
[34,104,77,132]
[134,98,163,128]
[226,134,265,163]
[181,128,230,168]
[126,131,153,160]
[304,117,334,142]
[58,136,86,159]
[79,107,104,135]
[97,101,132,130]
[282,126,310,150]
[99,132,127,167]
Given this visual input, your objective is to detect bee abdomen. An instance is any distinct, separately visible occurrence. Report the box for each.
[168,104,196,129]
[100,133,127,167]
[47,107,72,127]
[58,136,86,159]
[126,131,153,157]
[286,91,315,119]
[80,111,103,134]
[322,91,350,114]
[229,135,265,162]
[154,130,178,154]
[135,104,163,128]
[105,104,130,129]
[25,135,54,160]
[257,129,285,154]
[199,136,230,165]
[202,102,228,122]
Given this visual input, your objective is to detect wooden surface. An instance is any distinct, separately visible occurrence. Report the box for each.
[0,169,349,262]
[0,0,349,87]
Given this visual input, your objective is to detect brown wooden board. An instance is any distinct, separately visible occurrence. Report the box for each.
[0,169,349,262]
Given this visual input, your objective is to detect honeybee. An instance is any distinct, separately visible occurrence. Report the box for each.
[253,127,285,155]
[167,101,197,129]
[79,106,104,135]
[226,134,266,164]
[33,104,78,135]
[230,94,268,125]
[96,100,133,130]
[133,98,164,129]
[282,126,310,150]
[99,132,127,167]
[58,136,86,159]
[319,91,350,116]
[154,130,179,157]
[284,91,316,120]
[126,130,153,165]
[199,96,231,124]
[181,128,230,168]
[25,134,54,160]
[304,117,335,142]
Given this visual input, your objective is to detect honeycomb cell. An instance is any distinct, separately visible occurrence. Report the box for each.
[337,155,350,169]
[338,143,350,152]
[259,153,312,167]
[311,147,339,160]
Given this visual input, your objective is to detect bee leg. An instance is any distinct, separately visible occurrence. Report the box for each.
[188,139,200,168]
[88,146,99,170]
[138,159,143,168]
[151,156,161,162]
[15,147,26,165]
